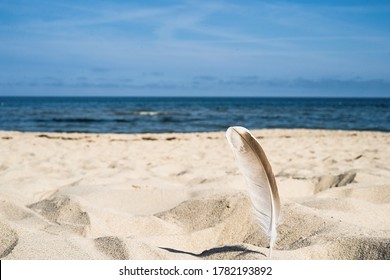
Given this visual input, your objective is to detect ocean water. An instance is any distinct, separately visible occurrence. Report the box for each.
[0,97,389,133]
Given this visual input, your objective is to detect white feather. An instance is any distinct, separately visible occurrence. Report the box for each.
[226,126,281,257]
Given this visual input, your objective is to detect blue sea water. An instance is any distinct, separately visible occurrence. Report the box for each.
[0,97,389,133]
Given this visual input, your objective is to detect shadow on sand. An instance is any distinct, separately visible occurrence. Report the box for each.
[159,245,265,258]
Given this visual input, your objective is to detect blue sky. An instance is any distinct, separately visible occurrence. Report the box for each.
[0,0,389,97]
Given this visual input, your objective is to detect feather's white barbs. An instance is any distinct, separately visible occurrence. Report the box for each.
[226,126,248,152]
[226,126,281,257]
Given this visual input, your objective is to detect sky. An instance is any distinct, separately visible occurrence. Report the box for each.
[0,0,389,97]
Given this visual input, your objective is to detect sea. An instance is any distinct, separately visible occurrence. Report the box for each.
[0,97,389,133]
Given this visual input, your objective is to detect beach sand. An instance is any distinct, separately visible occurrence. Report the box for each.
[1,129,389,260]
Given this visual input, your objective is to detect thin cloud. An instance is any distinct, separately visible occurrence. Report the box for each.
[91,67,111,73]
[193,75,218,81]
[142,72,164,77]
[1,75,390,97]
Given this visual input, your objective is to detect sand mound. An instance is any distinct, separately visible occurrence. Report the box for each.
[156,193,269,248]
[28,195,90,236]
[314,171,356,193]
[276,203,336,250]
[156,194,246,232]
[0,220,18,258]
[0,200,33,221]
[328,236,390,260]
[155,193,339,258]
[154,187,390,260]
[94,236,129,260]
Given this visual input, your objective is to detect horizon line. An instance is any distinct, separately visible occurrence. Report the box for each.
[0,95,389,99]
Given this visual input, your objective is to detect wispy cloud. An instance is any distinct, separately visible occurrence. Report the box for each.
[91,67,111,73]
[2,74,389,97]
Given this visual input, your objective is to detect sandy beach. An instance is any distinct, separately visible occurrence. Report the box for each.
[1,129,389,260]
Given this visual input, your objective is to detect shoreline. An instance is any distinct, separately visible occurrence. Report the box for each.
[1,129,389,259]
[1,127,390,135]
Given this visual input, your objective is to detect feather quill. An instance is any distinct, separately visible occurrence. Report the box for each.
[226,126,281,257]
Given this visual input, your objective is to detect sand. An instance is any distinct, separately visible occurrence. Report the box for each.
[0,129,389,260]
